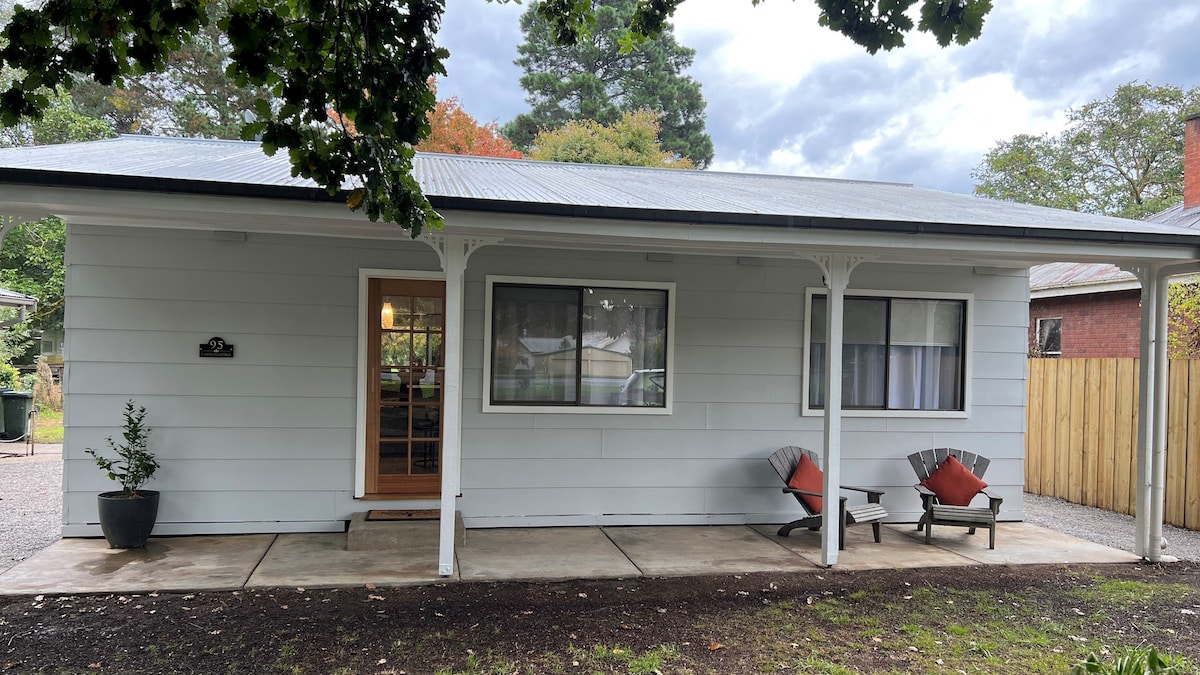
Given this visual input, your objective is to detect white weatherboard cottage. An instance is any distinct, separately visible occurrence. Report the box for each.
[0,136,1196,573]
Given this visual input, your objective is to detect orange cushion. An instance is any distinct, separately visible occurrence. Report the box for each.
[920,455,988,507]
[787,453,824,513]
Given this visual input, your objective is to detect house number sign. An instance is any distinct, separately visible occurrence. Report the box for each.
[199,336,235,358]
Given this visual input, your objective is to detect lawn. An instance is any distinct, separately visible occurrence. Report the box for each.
[33,407,63,443]
[2,563,1197,673]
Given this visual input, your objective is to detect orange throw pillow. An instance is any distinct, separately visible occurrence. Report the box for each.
[787,453,824,514]
[920,455,988,507]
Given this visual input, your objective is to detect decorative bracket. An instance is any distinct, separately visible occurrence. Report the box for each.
[800,253,874,290]
[1120,264,1154,287]
[421,233,502,271]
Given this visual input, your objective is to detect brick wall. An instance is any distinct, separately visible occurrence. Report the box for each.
[1029,290,1142,358]
[1186,114,1200,210]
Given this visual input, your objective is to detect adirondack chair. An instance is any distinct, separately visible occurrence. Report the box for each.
[908,448,1004,549]
[767,446,888,549]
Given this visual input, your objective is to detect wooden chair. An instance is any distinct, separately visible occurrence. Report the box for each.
[767,446,888,549]
[907,448,1003,549]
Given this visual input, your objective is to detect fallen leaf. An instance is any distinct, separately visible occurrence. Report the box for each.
[709,643,725,651]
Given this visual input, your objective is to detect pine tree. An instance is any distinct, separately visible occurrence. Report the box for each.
[504,0,713,168]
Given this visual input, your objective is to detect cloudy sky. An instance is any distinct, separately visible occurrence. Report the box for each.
[433,0,1200,196]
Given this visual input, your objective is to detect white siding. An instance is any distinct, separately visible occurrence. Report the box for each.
[65,224,1029,535]
[64,224,442,535]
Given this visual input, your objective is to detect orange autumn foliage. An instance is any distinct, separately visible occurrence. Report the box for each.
[328,81,522,159]
[415,95,523,159]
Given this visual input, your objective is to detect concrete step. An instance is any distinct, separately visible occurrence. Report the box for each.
[345,510,465,552]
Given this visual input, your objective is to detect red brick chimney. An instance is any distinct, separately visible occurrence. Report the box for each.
[1187,113,1200,209]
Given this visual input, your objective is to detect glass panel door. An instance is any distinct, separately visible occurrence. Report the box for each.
[367,278,445,496]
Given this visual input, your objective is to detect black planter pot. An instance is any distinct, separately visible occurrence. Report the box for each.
[97,490,160,548]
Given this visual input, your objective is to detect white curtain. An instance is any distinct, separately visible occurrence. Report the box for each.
[887,345,960,410]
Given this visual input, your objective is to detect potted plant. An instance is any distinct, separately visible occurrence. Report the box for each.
[85,400,160,548]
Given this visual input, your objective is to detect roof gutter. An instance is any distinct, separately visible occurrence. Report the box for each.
[3,167,1200,249]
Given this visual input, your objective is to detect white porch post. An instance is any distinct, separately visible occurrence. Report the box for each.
[1130,265,1167,560]
[438,234,467,577]
[819,255,850,566]
[1149,270,1170,562]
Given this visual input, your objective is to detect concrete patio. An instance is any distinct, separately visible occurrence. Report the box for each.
[0,521,1141,596]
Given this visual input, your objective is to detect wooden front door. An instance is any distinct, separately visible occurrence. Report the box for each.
[366,278,445,497]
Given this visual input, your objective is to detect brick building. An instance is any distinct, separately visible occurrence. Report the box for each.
[1029,113,1200,358]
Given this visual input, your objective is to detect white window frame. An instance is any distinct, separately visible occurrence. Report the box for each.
[1035,317,1063,357]
[484,275,676,415]
[801,287,973,419]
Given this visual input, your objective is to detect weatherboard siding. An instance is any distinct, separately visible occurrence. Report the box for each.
[63,224,1028,536]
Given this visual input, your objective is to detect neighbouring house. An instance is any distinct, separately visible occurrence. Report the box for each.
[1,135,1197,572]
[1029,114,1200,358]
[0,287,36,327]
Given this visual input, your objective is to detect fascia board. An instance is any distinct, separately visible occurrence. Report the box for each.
[9,183,1200,268]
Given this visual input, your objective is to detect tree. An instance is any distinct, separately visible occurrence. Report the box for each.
[0,217,65,363]
[69,4,272,139]
[973,82,1200,220]
[415,82,523,159]
[0,0,992,236]
[505,0,713,168]
[527,109,693,168]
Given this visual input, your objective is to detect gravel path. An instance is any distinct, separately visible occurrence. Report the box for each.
[3,448,1198,572]
[0,445,63,573]
[1024,491,1200,562]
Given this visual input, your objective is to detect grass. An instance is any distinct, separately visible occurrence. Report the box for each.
[33,407,63,443]
[422,574,1198,675]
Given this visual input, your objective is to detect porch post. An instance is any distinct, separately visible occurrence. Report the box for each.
[820,255,850,566]
[1149,271,1170,562]
[1131,265,1165,560]
[438,234,467,576]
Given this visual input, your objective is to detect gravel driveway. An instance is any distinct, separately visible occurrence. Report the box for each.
[2,447,1198,572]
[0,445,63,573]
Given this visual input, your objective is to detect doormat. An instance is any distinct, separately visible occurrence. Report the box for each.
[366,509,440,521]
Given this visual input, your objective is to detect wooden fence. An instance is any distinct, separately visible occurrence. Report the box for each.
[1026,358,1200,529]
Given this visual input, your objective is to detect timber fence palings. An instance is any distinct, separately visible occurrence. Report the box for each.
[1026,357,1200,528]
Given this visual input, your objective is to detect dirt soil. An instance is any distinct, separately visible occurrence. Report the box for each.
[2,563,1199,674]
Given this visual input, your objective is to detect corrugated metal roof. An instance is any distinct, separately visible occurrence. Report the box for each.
[0,288,37,306]
[1029,203,1200,290]
[1029,262,1135,289]
[2,135,1200,243]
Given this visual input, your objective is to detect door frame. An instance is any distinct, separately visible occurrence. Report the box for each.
[355,268,446,498]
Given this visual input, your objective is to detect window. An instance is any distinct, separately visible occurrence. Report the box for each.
[1035,317,1062,357]
[808,293,967,412]
[487,277,672,411]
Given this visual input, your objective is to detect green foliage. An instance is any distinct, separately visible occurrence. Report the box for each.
[528,109,694,168]
[507,0,713,167]
[1070,646,1191,675]
[538,0,991,55]
[70,4,271,139]
[85,400,159,497]
[1169,280,1200,358]
[0,0,447,235]
[0,361,20,389]
[0,217,64,362]
[974,82,1200,219]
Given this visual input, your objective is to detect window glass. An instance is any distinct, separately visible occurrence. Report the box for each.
[1037,318,1062,356]
[810,294,965,411]
[491,282,669,408]
[491,285,580,403]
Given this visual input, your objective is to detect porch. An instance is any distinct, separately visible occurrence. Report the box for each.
[0,522,1140,595]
